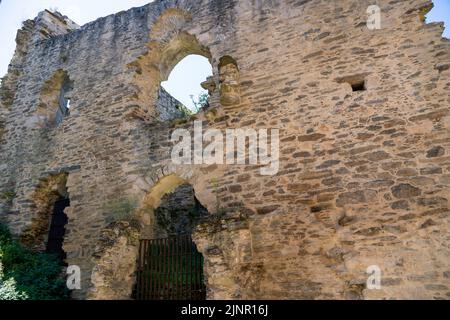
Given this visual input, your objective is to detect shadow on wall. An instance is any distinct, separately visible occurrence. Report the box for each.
[20,173,70,254]
[35,69,73,128]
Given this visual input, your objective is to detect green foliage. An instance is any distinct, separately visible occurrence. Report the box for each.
[0,224,11,245]
[0,191,16,201]
[104,198,138,223]
[176,103,194,118]
[190,92,209,113]
[419,3,433,23]
[0,277,28,300]
[0,224,69,300]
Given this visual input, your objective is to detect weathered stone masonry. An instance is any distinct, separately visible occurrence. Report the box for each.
[0,0,449,300]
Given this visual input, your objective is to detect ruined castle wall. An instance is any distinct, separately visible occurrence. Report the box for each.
[156,87,190,121]
[0,0,449,300]
[0,5,160,296]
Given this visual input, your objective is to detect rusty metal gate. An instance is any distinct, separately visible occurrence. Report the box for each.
[135,235,206,300]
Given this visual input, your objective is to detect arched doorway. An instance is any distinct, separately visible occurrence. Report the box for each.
[134,182,208,300]
[88,174,214,300]
[21,173,70,266]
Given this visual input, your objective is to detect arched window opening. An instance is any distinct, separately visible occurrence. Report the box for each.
[55,78,74,126]
[158,55,213,120]
[134,183,208,300]
[37,70,74,128]
[21,173,70,267]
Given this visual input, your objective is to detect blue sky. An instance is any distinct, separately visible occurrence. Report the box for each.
[0,0,449,110]
[426,0,450,35]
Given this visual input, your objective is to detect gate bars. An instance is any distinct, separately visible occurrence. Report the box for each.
[135,234,206,300]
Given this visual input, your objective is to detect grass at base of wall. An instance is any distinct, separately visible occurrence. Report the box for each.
[0,224,69,300]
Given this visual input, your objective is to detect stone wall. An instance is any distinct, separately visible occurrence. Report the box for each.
[154,183,208,237]
[156,87,190,121]
[0,0,449,300]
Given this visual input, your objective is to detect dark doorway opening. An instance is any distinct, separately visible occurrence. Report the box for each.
[46,198,69,265]
[133,183,208,300]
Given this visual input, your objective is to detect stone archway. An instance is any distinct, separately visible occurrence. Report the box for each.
[87,7,251,300]
[88,173,207,300]
[21,173,70,253]
[88,170,258,300]
[127,8,214,122]
[138,174,188,239]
